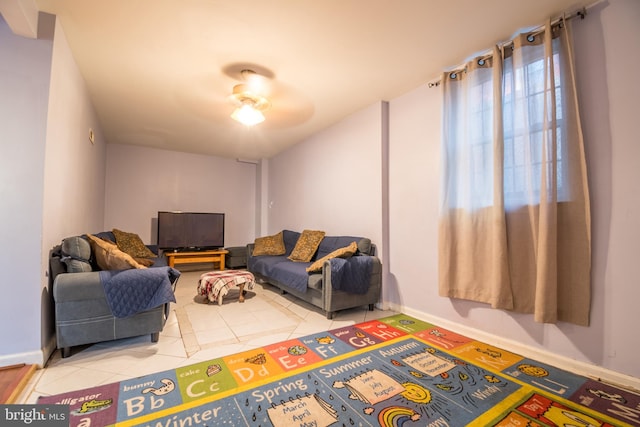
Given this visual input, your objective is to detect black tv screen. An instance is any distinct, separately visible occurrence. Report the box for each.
[157,211,225,251]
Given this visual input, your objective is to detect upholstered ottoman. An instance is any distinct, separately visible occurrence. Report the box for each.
[224,246,247,269]
[198,270,255,305]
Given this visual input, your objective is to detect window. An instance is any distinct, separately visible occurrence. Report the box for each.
[452,41,569,211]
[439,22,592,325]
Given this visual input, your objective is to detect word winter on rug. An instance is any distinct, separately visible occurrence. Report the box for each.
[39,314,639,427]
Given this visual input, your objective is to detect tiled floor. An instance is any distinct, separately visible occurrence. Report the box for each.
[18,268,395,403]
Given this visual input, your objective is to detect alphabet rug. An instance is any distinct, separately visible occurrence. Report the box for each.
[38,314,639,426]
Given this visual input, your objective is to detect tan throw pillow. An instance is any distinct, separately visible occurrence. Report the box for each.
[252,231,286,256]
[306,241,358,273]
[86,234,147,270]
[112,228,156,258]
[288,230,326,262]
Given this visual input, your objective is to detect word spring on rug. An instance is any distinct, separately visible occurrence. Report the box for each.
[38,314,639,427]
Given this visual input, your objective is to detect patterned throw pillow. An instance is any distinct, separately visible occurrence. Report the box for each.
[252,231,286,256]
[288,230,326,262]
[86,234,147,270]
[112,228,156,258]
[306,241,358,273]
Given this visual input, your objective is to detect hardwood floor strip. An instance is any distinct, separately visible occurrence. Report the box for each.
[0,364,37,403]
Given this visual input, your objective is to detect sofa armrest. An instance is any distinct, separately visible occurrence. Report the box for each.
[246,243,255,268]
[53,272,105,302]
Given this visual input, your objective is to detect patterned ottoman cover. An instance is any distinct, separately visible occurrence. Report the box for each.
[198,270,255,305]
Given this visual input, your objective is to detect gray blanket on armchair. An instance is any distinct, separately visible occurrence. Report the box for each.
[99,267,179,318]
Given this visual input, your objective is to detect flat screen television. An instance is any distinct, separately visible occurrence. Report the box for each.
[157,211,225,251]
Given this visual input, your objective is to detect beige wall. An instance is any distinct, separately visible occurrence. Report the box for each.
[265,0,640,381]
[40,18,108,362]
[267,102,385,250]
[104,144,257,248]
[0,13,107,366]
[386,0,640,380]
[0,14,52,365]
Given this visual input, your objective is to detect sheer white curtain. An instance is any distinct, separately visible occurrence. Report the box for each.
[439,18,591,325]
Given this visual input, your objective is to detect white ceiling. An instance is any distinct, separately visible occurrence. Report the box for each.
[31,0,590,160]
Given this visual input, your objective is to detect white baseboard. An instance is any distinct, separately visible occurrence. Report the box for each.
[0,337,56,369]
[0,350,45,369]
[388,303,640,392]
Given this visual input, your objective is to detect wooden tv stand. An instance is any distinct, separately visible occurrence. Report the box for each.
[165,249,229,270]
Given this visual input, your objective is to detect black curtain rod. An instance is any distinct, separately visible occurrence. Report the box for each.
[427,3,594,88]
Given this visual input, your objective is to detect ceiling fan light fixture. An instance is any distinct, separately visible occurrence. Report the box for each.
[231,103,265,126]
[229,81,270,126]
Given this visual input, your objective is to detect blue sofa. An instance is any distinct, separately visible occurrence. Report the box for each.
[247,230,382,319]
[50,231,179,357]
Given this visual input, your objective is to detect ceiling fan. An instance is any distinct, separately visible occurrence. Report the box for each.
[228,69,271,126]
[176,63,313,130]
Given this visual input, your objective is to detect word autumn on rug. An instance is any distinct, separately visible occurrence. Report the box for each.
[39,314,639,427]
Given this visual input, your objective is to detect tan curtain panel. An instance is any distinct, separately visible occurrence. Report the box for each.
[439,18,591,325]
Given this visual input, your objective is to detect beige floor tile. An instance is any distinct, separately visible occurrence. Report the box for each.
[19,267,396,404]
[189,343,247,361]
[35,366,118,396]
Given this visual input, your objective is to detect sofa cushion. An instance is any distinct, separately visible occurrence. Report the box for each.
[357,238,372,255]
[306,241,358,273]
[252,231,286,256]
[113,228,156,258]
[60,236,92,273]
[282,230,301,255]
[87,234,147,270]
[268,260,312,292]
[288,230,325,262]
[95,231,116,243]
[249,255,289,278]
